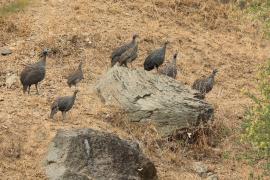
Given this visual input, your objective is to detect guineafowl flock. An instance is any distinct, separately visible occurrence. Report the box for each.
[18,34,218,121]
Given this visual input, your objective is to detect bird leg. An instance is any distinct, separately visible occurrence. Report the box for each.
[49,111,55,120]
[156,66,159,73]
[35,84,39,95]
[124,62,128,68]
[23,85,27,94]
[28,85,31,94]
[62,111,66,120]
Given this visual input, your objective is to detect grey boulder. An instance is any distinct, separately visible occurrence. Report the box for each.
[44,129,157,180]
[95,66,214,136]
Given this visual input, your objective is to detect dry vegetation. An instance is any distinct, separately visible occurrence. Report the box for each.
[0,0,270,179]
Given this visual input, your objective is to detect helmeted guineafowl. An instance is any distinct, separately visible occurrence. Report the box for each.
[20,49,49,94]
[144,41,169,71]
[50,90,79,120]
[111,34,139,67]
[67,61,84,88]
[192,69,218,96]
[160,53,178,79]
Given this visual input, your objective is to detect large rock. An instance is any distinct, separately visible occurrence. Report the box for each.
[95,66,214,136]
[44,129,157,180]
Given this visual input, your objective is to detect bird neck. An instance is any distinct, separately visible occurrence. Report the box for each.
[132,38,137,44]
[39,55,47,66]
[164,43,168,49]
[209,73,216,81]
[172,57,177,66]
[211,71,217,77]
[73,92,78,99]
[78,63,82,71]
[161,44,167,54]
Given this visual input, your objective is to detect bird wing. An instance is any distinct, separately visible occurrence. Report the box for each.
[20,66,31,83]
[20,66,45,84]
[192,77,209,94]
[192,79,202,90]
[144,51,159,70]
[51,98,61,109]
[119,44,138,64]
[204,76,214,93]
[159,64,176,78]
[172,67,177,78]
[67,69,83,84]
[144,48,163,64]
[111,42,130,59]
[57,96,71,110]
[159,64,168,74]
[127,44,138,63]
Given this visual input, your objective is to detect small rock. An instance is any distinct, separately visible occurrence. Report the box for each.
[5,74,19,88]
[26,36,36,41]
[29,51,36,58]
[238,0,246,10]
[1,48,12,56]
[62,50,71,57]
[192,162,208,177]
[207,174,219,180]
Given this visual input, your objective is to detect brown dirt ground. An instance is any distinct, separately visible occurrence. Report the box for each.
[0,0,16,7]
[0,0,270,179]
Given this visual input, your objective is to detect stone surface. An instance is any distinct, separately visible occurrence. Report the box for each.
[207,174,219,180]
[5,74,19,88]
[44,128,157,180]
[95,66,214,136]
[1,48,12,56]
[192,162,208,177]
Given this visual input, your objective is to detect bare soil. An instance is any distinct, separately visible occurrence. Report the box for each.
[0,0,270,179]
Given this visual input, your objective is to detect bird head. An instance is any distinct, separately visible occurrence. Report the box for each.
[132,34,139,40]
[40,48,50,57]
[78,61,83,69]
[173,52,178,59]
[74,90,79,95]
[164,41,169,46]
[212,69,218,76]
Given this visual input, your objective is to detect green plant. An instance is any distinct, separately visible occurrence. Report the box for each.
[243,60,270,157]
[246,0,270,38]
[222,151,230,160]
[0,0,30,16]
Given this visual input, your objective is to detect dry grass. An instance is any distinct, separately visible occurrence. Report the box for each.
[0,0,270,179]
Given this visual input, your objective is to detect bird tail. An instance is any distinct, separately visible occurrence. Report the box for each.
[111,57,119,67]
[67,79,72,88]
[144,64,154,71]
[50,109,57,119]
[50,102,58,119]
